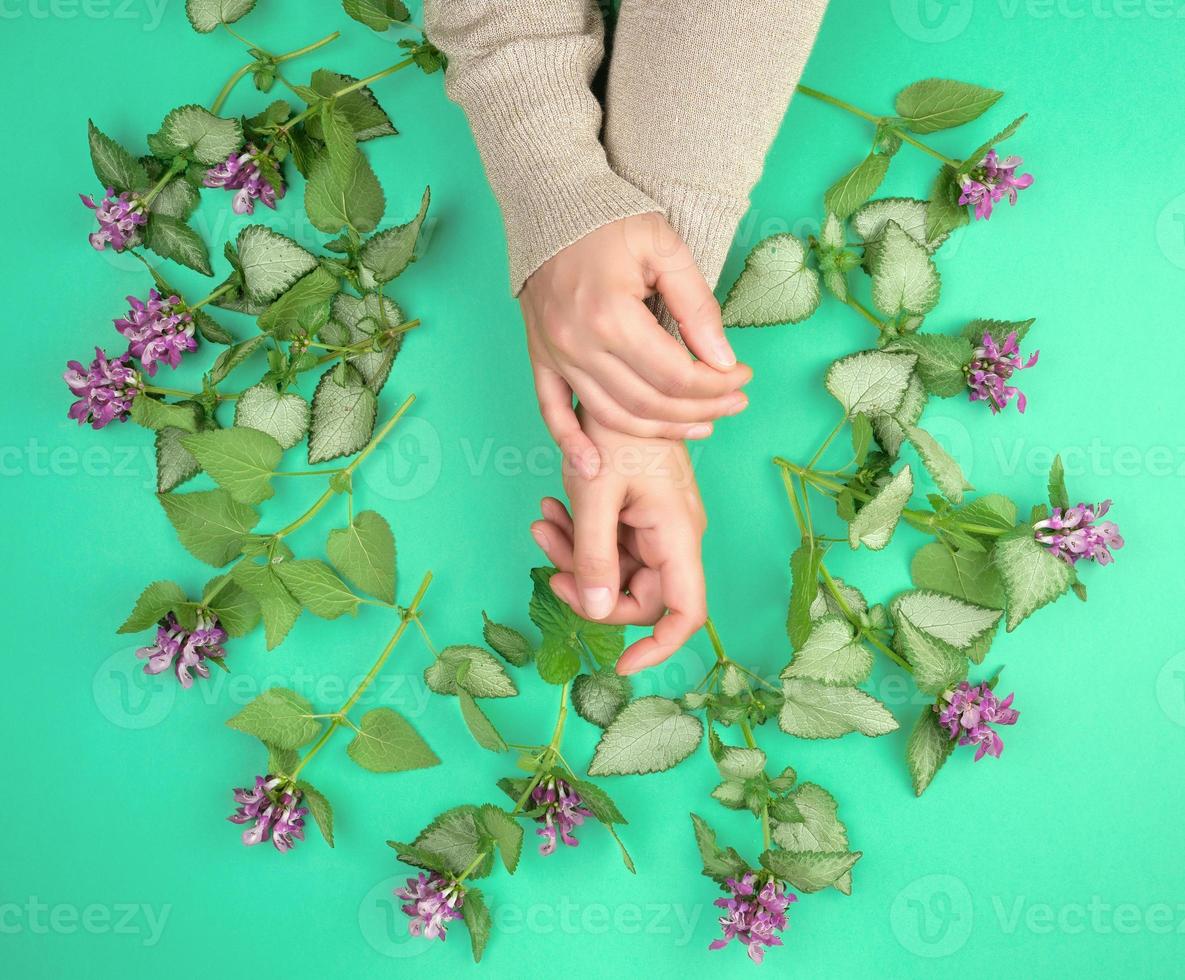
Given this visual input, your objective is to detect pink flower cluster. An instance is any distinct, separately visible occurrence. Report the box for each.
[709,872,795,965]
[531,776,593,855]
[937,681,1019,761]
[136,612,227,688]
[64,347,142,429]
[967,330,1038,414]
[1034,501,1124,566]
[115,289,198,376]
[204,143,286,215]
[959,149,1033,220]
[80,188,147,251]
[395,873,464,941]
[229,775,308,853]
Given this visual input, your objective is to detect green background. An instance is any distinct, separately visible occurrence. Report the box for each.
[3,0,1183,975]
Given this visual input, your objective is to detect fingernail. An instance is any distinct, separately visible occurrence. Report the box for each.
[712,339,736,367]
[582,587,613,619]
[530,526,548,550]
[726,394,748,416]
[686,423,712,440]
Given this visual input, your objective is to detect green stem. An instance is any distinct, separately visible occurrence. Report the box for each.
[273,57,414,147]
[139,158,186,209]
[704,617,780,694]
[187,282,235,311]
[211,30,341,113]
[143,384,237,402]
[844,295,886,331]
[289,571,432,781]
[819,564,912,672]
[276,394,415,538]
[314,318,421,365]
[273,468,346,478]
[890,127,962,168]
[738,718,771,851]
[805,415,848,471]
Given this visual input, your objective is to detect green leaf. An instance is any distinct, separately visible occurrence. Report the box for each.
[149,104,243,164]
[156,409,213,493]
[347,706,439,772]
[208,336,265,386]
[203,578,261,637]
[872,372,926,457]
[911,542,1005,609]
[961,317,1034,347]
[118,581,188,633]
[907,707,955,796]
[275,559,360,619]
[343,0,409,31]
[180,427,282,505]
[258,266,340,340]
[131,394,201,433]
[782,616,872,686]
[308,69,398,142]
[588,697,704,776]
[567,777,626,825]
[824,153,891,220]
[144,214,212,276]
[477,805,523,874]
[226,688,320,749]
[714,745,767,780]
[690,813,750,885]
[148,175,201,221]
[307,365,377,465]
[386,839,451,875]
[536,635,582,685]
[895,79,1002,133]
[771,782,853,893]
[88,120,148,192]
[234,384,310,450]
[892,590,1002,648]
[528,567,624,670]
[234,225,318,305]
[808,577,867,622]
[1048,454,1069,511]
[460,887,491,964]
[852,197,947,254]
[458,691,508,752]
[848,465,913,551]
[886,334,972,397]
[825,350,917,418]
[425,645,518,698]
[412,806,494,879]
[296,780,334,847]
[994,527,1074,630]
[304,147,386,235]
[186,0,256,32]
[760,849,861,894]
[905,425,971,503]
[892,615,969,696]
[231,560,301,649]
[721,234,820,327]
[321,292,403,394]
[360,187,431,283]
[870,221,940,316]
[961,113,1028,170]
[787,543,822,649]
[571,671,632,728]
[779,680,897,738]
[481,613,532,666]
[926,165,970,240]
[158,489,259,566]
[327,510,395,603]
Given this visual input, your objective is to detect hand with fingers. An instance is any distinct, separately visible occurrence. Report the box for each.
[519,212,751,479]
[528,411,708,676]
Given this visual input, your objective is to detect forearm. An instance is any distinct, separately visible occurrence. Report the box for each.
[424,0,660,294]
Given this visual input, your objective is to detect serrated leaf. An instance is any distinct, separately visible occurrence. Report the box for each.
[208,335,265,386]
[343,0,409,31]
[961,317,1034,347]
[907,707,955,796]
[275,559,360,619]
[180,427,282,504]
[458,691,508,752]
[413,806,494,879]
[308,365,377,464]
[460,887,491,964]
[870,221,940,316]
[296,779,334,847]
[994,527,1074,630]
[148,178,200,220]
[779,680,897,738]
[568,776,626,825]
[158,489,259,566]
[886,334,972,397]
[824,153,890,220]
[714,746,767,780]
[88,120,148,192]
[258,266,340,340]
[118,580,188,633]
[536,635,581,685]
[926,165,970,239]
[893,616,968,696]
[144,214,212,276]
[226,688,320,749]
[477,805,522,874]
[321,292,403,394]
[131,394,201,433]
[425,645,518,698]
[360,186,430,283]
[826,350,917,418]
[782,616,872,685]
[911,542,1005,609]
[203,578,260,637]
[482,613,532,666]
[528,568,624,670]
[787,543,822,650]
[231,560,301,649]
[760,849,861,894]
[906,425,971,503]
[872,372,926,457]
[186,0,256,31]
[690,813,750,885]
[234,384,310,450]
[571,671,632,728]
[309,69,398,141]
[962,113,1028,170]
[849,465,913,551]
[1048,454,1069,511]
[852,197,947,254]
[327,510,395,603]
[895,79,1002,133]
[721,234,820,327]
[808,577,867,622]
[588,697,704,776]
[892,590,1002,648]
[149,104,243,164]
[235,225,318,305]
[304,147,385,234]
[347,706,439,772]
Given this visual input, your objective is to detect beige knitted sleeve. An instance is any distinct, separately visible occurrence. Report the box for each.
[422,0,662,295]
[604,1,830,301]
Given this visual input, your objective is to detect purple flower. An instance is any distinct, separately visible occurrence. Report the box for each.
[958,149,1034,220]
[394,873,464,941]
[967,330,1038,414]
[530,776,593,855]
[204,143,286,215]
[229,775,308,853]
[114,289,197,376]
[136,612,227,688]
[80,188,147,251]
[708,872,796,965]
[63,347,141,429]
[937,681,1019,761]
[1034,500,1124,566]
